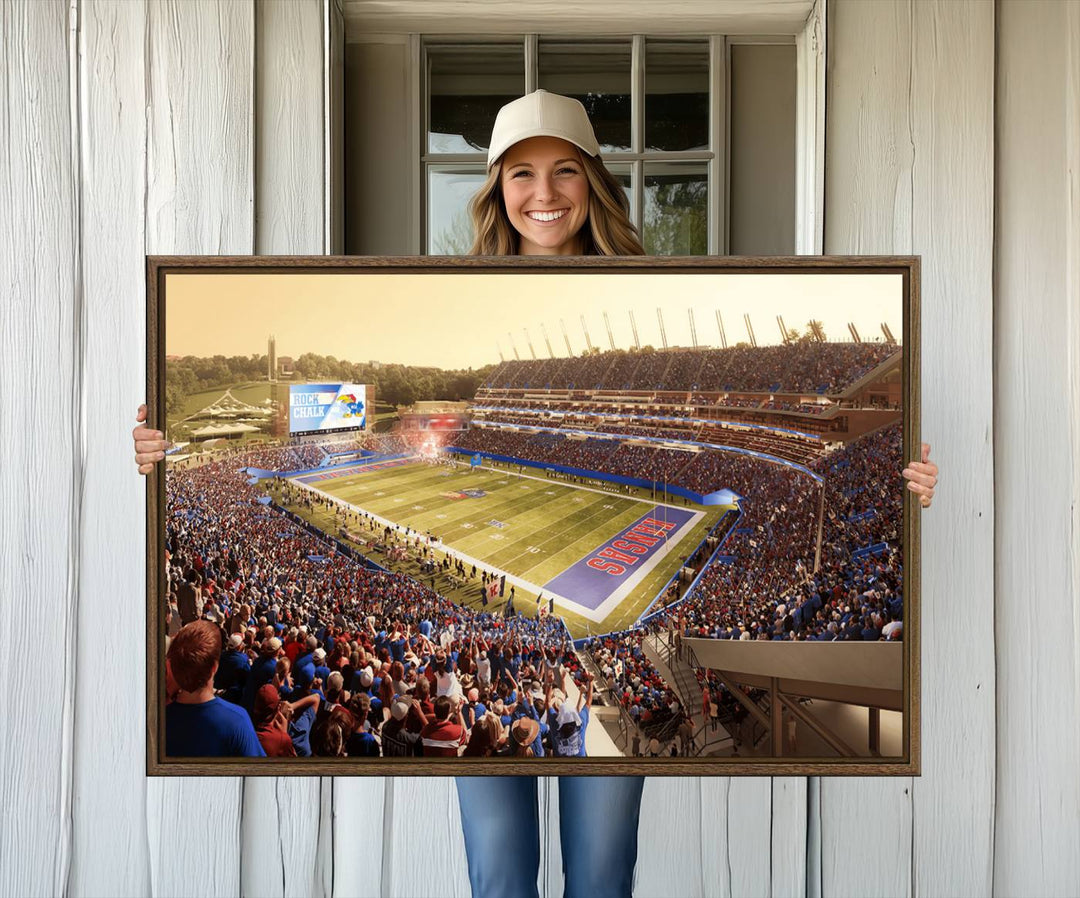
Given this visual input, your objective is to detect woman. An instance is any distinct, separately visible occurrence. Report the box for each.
[456,91,672,898]
[132,89,940,898]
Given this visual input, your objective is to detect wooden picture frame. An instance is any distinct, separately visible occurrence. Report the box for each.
[147,255,920,776]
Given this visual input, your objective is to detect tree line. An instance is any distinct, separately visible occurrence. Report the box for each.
[166,353,497,416]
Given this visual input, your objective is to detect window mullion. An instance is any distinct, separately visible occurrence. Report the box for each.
[722,37,732,256]
[631,34,645,234]
[709,35,726,256]
[525,34,537,93]
[419,39,429,253]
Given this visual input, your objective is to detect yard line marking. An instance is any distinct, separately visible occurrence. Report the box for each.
[456,462,690,510]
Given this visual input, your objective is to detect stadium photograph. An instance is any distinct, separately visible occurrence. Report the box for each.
[152,261,916,772]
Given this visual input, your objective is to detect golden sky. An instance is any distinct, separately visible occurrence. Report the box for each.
[165,271,904,370]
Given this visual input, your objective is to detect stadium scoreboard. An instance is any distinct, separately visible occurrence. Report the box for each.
[273,382,374,438]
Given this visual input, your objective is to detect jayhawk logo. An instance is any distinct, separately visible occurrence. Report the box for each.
[336,393,365,418]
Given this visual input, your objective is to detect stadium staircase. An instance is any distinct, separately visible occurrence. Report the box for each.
[641,631,734,756]
[572,648,641,756]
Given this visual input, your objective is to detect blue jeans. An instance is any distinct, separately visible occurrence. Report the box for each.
[455,776,646,898]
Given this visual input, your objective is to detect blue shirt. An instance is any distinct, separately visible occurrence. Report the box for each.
[289,705,317,757]
[166,698,265,758]
[515,702,548,757]
[243,655,278,711]
[548,706,590,757]
[388,637,406,663]
[214,650,250,691]
[578,706,590,756]
[346,730,380,757]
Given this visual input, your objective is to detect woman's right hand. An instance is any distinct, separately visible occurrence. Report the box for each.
[133,403,168,475]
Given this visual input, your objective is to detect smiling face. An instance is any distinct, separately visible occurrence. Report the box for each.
[499,136,591,255]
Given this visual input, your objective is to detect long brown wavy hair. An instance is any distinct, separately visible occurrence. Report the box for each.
[468,149,645,256]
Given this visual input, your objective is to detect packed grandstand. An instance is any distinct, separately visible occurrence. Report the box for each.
[163,341,905,759]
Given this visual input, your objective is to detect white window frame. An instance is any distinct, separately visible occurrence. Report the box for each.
[404,0,825,256]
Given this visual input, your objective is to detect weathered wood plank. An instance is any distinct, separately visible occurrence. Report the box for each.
[383,777,471,898]
[771,777,808,897]
[144,0,255,257]
[331,778,385,898]
[0,2,78,895]
[825,0,913,257]
[538,777,563,898]
[69,1,152,894]
[144,1,254,894]
[908,2,995,896]
[993,2,1080,893]
[824,2,997,896]
[254,0,325,255]
[822,3,914,894]
[241,778,327,898]
[637,777,705,897]
[242,3,331,895]
[698,778,775,898]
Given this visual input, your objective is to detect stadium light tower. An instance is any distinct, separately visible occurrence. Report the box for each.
[813,481,826,573]
[580,315,594,352]
[777,315,790,344]
[603,311,617,351]
[656,307,669,349]
[629,310,641,349]
[715,310,728,349]
[508,331,521,360]
[688,308,698,348]
[540,323,555,358]
[743,313,757,347]
[847,322,862,343]
[881,322,897,344]
[809,319,826,342]
[560,319,573,356]
[523,328,537,360]
[495,340,505,363]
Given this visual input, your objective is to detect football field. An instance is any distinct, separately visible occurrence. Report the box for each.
[291,457,731,636]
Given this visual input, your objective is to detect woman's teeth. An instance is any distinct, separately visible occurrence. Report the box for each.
[527,210,567,222]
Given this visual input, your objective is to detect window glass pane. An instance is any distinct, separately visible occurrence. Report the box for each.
[604,162,634,222]
[428,44,524,154]
[645,40,709,152]
[428,167,487,254]
[538,41,632,153]
[643,163,707,255]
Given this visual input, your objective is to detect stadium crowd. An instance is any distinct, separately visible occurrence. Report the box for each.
[485,342,898,394]
[163,407,905,760]
[163,445,611,759]
[465,407,827,467]
[655,424,903,643]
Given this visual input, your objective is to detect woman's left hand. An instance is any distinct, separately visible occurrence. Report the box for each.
[903,442,938,508]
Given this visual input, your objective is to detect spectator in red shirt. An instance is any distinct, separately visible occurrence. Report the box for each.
[421,696,467,757]
[253,684,297,758]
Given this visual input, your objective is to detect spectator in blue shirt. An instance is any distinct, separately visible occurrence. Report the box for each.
[165,621,264,758]
[214,632,250,704]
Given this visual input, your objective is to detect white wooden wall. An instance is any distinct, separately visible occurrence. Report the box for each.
[1,1,1077,896]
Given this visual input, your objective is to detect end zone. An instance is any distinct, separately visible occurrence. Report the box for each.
[542,505,701,622]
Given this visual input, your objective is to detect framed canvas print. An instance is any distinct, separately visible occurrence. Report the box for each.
[146,256,920,776]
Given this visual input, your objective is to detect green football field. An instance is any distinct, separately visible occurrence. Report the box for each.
[284,458,731,637]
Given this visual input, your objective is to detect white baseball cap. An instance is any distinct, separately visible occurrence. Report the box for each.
[486,90,600,169]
